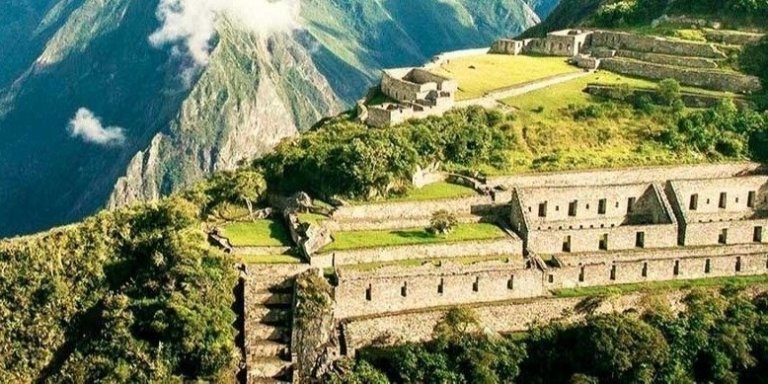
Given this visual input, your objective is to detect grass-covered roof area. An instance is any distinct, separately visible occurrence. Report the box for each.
[222,219,291,247]
[321,223,507,253]
[429,54,582,100]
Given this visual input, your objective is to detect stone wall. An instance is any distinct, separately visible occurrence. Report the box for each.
[408,69,458,93]
[528,223,679,254]
[311,237,523,268]
[683,220,768,247]
[341,291,689,354]
[381,69,435,103]
[703,29,764,46]
[591,31,726,58]
[332,195,498,223]
[600,57,762,93]
[334,260,542,318]
[487,163,762,189]
[490,39,524,55]
[585,85,753,109]
[616,50,719,69]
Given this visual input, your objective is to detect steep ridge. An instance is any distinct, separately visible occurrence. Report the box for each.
[0,0,557,237]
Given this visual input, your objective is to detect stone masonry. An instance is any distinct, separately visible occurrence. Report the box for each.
[491,29,763,94]
[366,68,458,127]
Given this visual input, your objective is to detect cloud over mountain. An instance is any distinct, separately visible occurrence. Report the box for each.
[67,108,126,146]
[149,0,302,66]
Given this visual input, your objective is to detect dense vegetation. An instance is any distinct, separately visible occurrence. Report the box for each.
[333,287,768,383]
[0,196,239,382]
[593,0,768,27]
[257,107,510,200]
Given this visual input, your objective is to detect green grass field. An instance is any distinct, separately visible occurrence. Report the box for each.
[321,223,507,252]
[388,182,478,202]
[350,181,478,205]
[238,254,302,265]
[482,70,729,175]
[345,255,515,271]
[553,274,768,298]
[222,219,291,247]
[430,54,581,100]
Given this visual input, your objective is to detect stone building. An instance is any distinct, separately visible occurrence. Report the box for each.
[510,183,679,255]
[365,67,458,127]
[668,176,768,247]
[490,29,592,57]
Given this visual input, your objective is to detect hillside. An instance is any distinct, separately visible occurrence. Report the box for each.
[0,0,556,238]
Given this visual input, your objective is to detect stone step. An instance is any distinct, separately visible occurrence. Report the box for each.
[249,306,291,325]
[248,356,292,380]
[249,340,289,358]
[251,292,293,306]
[249,378,290,384]
[249,323,290,342]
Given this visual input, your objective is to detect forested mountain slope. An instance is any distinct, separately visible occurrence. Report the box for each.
[0,0,556,238]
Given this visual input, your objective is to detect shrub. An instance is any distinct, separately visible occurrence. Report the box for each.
[428,210,458,235]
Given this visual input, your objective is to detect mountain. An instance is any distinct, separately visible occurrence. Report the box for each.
[0,0,558,238]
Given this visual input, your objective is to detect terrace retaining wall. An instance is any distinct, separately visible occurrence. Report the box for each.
[312,237,523,268]
[487,163,762,189]
[600,58,762,93]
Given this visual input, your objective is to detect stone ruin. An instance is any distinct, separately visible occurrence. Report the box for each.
[238,163,768,383]
[490,29,763,94]
[364,67,458,127]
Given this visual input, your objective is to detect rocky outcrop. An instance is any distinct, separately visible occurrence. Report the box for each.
[108,27,342,209]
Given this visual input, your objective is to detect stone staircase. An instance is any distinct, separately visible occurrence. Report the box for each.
[245,267,303,384]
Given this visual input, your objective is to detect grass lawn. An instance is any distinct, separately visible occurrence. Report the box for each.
[429,54,581,100]
[297,212,328,225]
[553,274,768,298]
[238,254,302,265]
[345,255,514,272]
[481,70,733,175]
[349,182,478,205]
[321,223,507,252]
[223,219,291,247]
[388,182,478,202]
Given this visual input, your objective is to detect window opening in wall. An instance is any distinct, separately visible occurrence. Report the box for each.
[438,278,444,294]
[719,228,728,245]
[748,191,757,208]
[705,259,711,274]
[569,201,578,217]
[736,257,743,273]
[674,260,680,276]
[548,274,554,283]
[636,232,646,248]
[579,266,585,282]
[628,197,636,213]
[642,262,648,277]
[719,192,728,209]
[756,227,764,243]
[538,202,547,218]
[473,277,480,292]
[555,205,560,212]
[599,234,609,251]
[365,284,372,301]
[690,194,699,210]
[508,275,514,290]
[401,282,408,297]
[563,235,572,253]
[598,199,607,215]
[610,264,617,281]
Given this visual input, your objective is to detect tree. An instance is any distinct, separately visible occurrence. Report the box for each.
[658,79,682,107]
[230,170,267,217]
[428,210,458,235]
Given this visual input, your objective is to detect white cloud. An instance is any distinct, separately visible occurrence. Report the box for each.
[67,108,126,146]
[149,0,302,68]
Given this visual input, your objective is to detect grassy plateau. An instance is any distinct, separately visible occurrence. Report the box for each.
[321,223,508,252]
